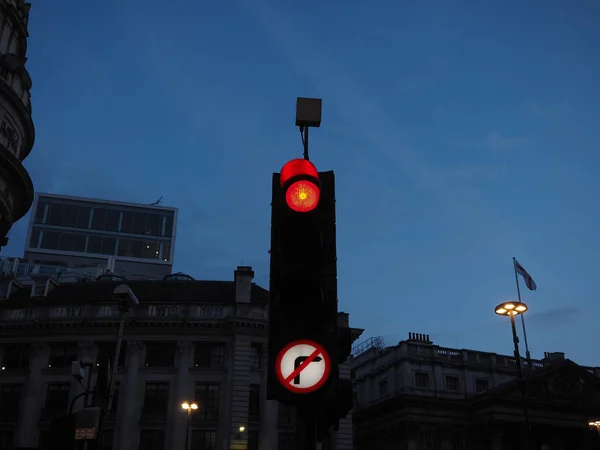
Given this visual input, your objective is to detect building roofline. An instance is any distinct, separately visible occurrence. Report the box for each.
[34,192,178,212]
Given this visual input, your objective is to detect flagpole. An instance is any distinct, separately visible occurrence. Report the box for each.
[513,257,532,365]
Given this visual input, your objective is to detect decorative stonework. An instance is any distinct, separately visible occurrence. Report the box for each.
[176,341,193,356]
[127,340,144,354]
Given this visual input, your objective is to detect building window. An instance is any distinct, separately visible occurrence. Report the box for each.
[142,383,169,421]
[248,384,260,422]
[138,429,165,450]
[57,233,87,252]
[34,201,47,224]
[278,403,293,424]
[379,379,388,397]
[47,203,65,226]
[29,228,41,248]
[475,378,489,393]
[278,433,294,450]
[0,384,22,422]
[49,343,78,368]
[100,429,114,450]
[87,236,117,255]
[145,343,175,368]
[191,430,217,450]
[415,372,430,388]
[164,214,174,237]
[45,383,70,413]
[105,210,120,232]
[422,435,435,450]
[194,384,219,421]
[1,344,29,369]
[41,231,60,250]
[445,376,459,392]
[77,207,91,228]
[247,431,259,450]
[250,343,262,369]
[63,206,79,227]
[91,208,107,230]
[97,342,127,368]
[193,343,225,368]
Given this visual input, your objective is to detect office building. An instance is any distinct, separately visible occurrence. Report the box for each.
[23,192,178,279]
[351,333,600,449]
[0,1,35,249]
[0,265,362,450]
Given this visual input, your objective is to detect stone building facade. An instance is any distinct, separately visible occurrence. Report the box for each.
[0,0,35,249]
[351,333,600,450]
[0,265,360,450]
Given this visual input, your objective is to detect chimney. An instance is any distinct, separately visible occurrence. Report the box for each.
[234,266,254,304]
[543,352,565,362]
[337,311,349,327]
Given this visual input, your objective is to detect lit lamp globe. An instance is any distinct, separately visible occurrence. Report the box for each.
[494,301,528,316]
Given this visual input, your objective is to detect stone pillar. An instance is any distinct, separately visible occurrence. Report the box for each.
[229,335,251,450]
[71,341,96,413]
[15,343,48,448]
[169,341,193,450]
[116,340,143,450]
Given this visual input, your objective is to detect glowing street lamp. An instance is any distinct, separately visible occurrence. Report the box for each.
[181,402,198,450]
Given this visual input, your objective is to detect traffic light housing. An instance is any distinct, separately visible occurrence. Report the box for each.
[267,159,339,404]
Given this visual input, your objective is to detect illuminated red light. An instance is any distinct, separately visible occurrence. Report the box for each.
[280,159,320,213]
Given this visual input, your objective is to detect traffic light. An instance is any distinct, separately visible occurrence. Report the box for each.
[267,158,339,404]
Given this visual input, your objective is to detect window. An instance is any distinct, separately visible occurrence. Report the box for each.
[87,236,102,254]
[146,214,161,236]
[194,384,219,421]
[161,242,171,261]
[250,343,262,369]
[133,212,148,234]
[47,203,65,226]
[143,383,169,421]
[29,228,41,248]
[248,384,260,422]
[142,241,159,259]
[0,384,22,422]
[100,429,114,450]
[191,430,216,450]
[138,429,164,450]
[91,208,107,230]
[1,344,29,369]
[422,435,435,450]
[445,376,459,392]
[379,379,388,397]
[101,237,117,255]
[63,206,79,227]
[415,372,430,388]
[48,343,78,368]
[45,384,70,411]
[145,343,175,368]
[34,201,47,223]
[278,402,293,424]
[278,433,294,450]
[77,207,91,228]
[41,231,60,250]
[105,210,120,232]
[97,341,128,368]
[193,343,225,368]
[164,214,174,237]
[247,431,259,450]
[58,233,74,251]
[475,379,489,393]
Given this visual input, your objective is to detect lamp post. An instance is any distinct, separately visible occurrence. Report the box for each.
[495,301,533,449]
[181,402,198,450]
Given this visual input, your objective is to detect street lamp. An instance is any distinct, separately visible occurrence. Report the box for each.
[182,402,198,450]
[495,301,532,449]
[589,421,600,439]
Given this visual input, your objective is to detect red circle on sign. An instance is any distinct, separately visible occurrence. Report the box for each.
[275,339,331,394]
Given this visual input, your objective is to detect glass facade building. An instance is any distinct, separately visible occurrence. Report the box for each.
[23,193,177,279]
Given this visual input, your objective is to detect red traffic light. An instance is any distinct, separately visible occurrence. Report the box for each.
[280,159,320,213]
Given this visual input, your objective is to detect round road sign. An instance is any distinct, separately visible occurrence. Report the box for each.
[275,339,331,394]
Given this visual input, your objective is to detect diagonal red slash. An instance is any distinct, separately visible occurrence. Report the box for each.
[284,348,321,384]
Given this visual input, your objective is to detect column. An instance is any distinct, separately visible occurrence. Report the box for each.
[15,343,48,448]
[169,341,193,450]
[116,340,143,450]
[70,341,96,413]
[229,335,251,450]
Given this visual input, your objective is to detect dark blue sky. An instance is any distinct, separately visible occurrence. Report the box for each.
[6,0,600,365]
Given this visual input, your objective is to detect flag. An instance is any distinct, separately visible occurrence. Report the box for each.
[514,259,537,291]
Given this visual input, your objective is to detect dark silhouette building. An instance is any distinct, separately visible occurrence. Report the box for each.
[0,0,35,250]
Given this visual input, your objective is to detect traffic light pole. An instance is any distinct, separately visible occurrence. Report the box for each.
[296,408,318,450]
[301,125,310,160]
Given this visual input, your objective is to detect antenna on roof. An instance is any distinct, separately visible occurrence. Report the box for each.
[148,196,163,206]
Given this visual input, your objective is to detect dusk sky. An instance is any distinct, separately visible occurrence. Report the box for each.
[6,1,600,365]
